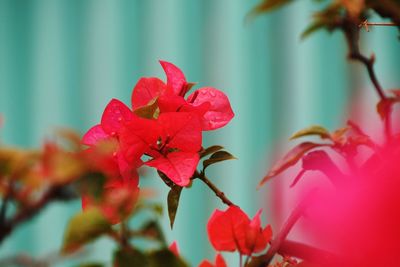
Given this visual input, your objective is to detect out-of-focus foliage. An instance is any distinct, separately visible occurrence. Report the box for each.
[251,0,400,38]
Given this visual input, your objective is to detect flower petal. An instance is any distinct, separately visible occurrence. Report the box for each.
[158,112,202,152]
[119,116,160,162]
[169,241,180,256]
[187,87,234,131]
[198,260,214,267]
[131,77,167,108]
[82,124,108,146]
[215,254,227,267]
[101,99,133,135]
[160,60,187,96]
[145,151,199,186]
[158,93,187,113]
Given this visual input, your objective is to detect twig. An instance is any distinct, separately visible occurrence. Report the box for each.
[278,240,342,267]
[359,19,398,32]
[257,191,315,267]
[0,186,76,245]
[195,171,235,206]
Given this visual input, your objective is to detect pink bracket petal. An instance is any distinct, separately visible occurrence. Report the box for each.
[187,87,234,131]
[101,99,133,135]
[160,60,187,96]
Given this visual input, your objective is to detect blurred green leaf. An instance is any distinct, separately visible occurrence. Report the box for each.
[149,249,188,267]
[251,0,295,15]
[135,202,163,217]
[61,208,111,254]
[203,151,236,171]
[290,125,331,140]
[74,172,106,200]
[301,3,342,39]
[167,185,183,229]
[114,248,149,267]
[139,220,166,244]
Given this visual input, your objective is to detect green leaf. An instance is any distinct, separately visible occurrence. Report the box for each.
[258,142,325,187]
[114,248,149,267]
[61,208,112,254]
[139,220,166,244]
[149,249,188,267]
[301,20,327,39]
[250,0,294,15]
[167,185,183,229]
[290,125,331,140]
[134,98,159,119]
[75,172,106,200]
[135,202,163,216]
[199,145,224,158]
[203,151,236,170]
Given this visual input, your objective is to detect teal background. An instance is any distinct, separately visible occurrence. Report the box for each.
[0,0,399,266]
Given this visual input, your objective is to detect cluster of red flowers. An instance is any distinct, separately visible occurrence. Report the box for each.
[81,61,234,222]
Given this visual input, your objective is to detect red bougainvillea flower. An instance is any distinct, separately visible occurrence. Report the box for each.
[82,99,140,181]
[81,99,140,223]
[207,206,272,256]
[82,175,139,224]
[120,111,201,186]
[130,61,234,131]
[198,254,227,267]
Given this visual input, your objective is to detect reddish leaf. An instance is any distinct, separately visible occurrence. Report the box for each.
[101,99,133,135]
[145,151,199,186]
[160,60,187,96]
[82,124,108,146]
[131,77,167,108]
[186,87,234,131]
[158,112,202,153]
[259,142,324,187]
[376,98,395,120]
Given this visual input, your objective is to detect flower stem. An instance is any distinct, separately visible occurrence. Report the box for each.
[194,170,235,206]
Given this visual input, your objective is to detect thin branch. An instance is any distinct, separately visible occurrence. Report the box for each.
[359,19,398,32]
[0,186,76,245]
[195,171,235,206]
[257,191,315,267]
[349,52,386,100]
[341,18,386,100]
[279,240,342,267]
